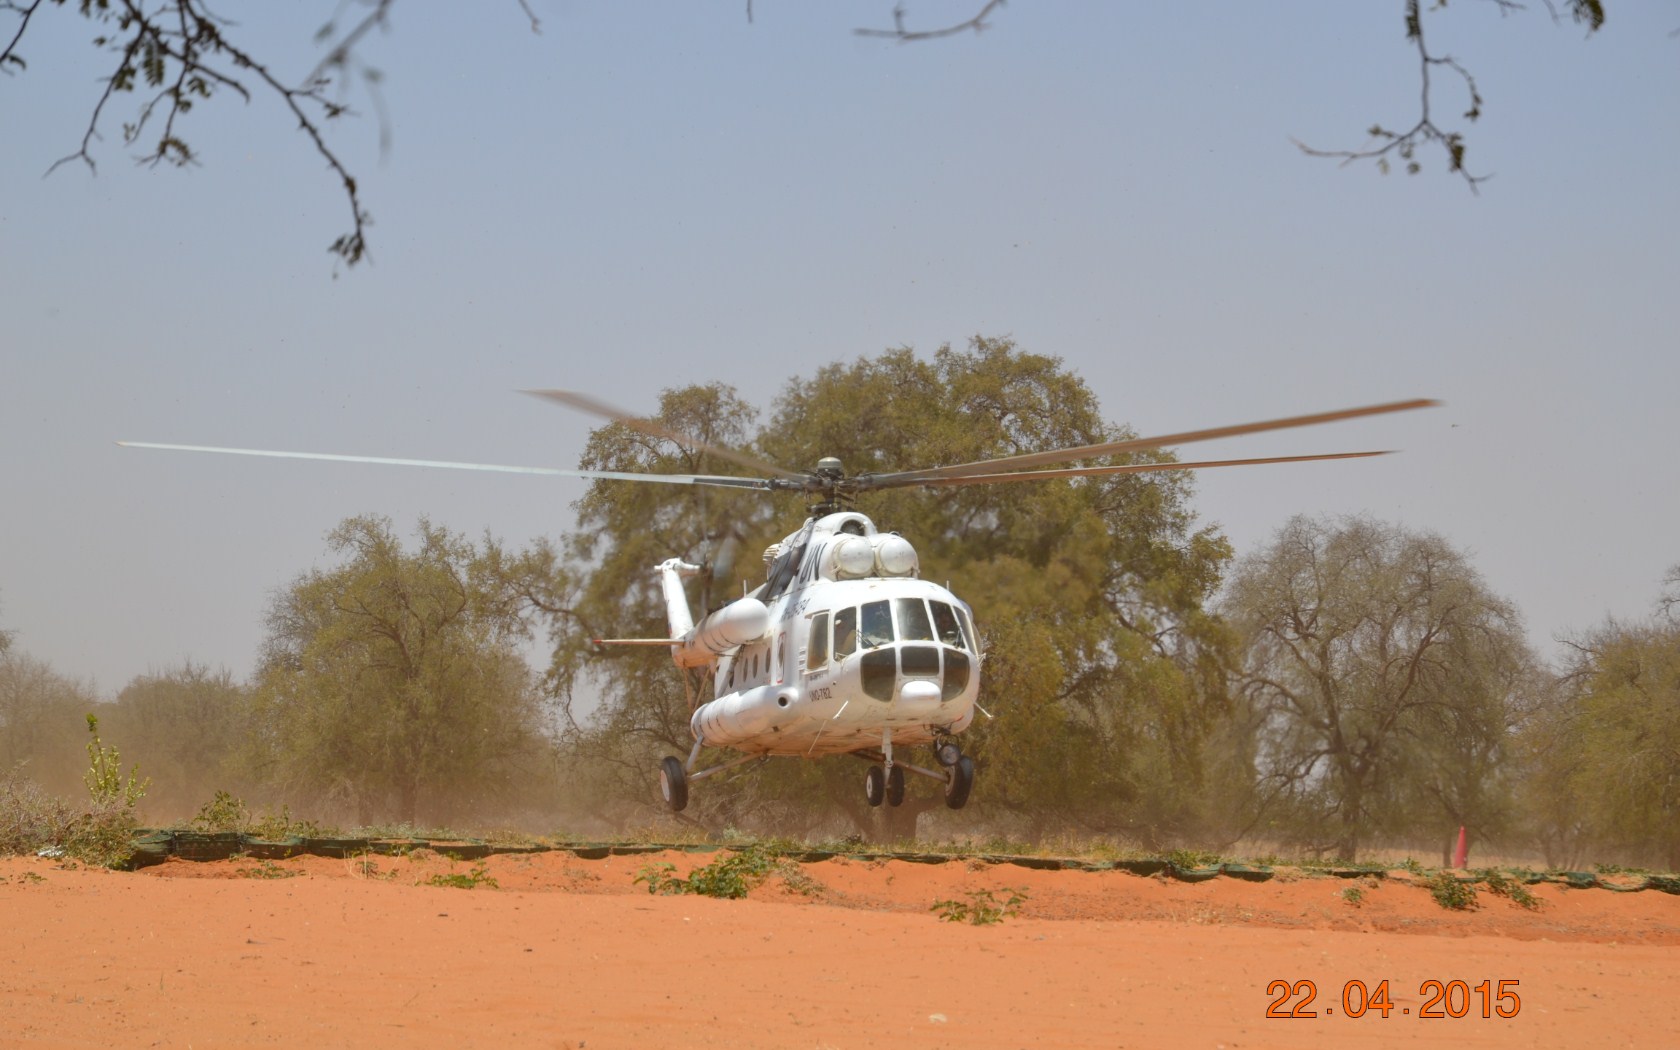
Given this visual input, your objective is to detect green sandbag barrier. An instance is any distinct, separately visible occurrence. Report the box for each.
[303,837,370,859]
[172,831,243,861]
[1002,855,1068,871]
[1597,877,1651,893]
[427,841,492,860]
[891,851,955,865]
[114,832,1680,895]
[789,850,838,863]
[244,836,306,860]
[367,839,429,856]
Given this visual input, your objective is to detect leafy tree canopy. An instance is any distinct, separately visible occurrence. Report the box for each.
[250,514,551,824]
[1525,610,1680,869]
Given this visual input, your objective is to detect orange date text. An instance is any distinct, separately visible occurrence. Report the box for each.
[1266,979,1521,1019]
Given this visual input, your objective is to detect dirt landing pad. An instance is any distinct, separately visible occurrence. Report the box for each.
[3,851,1677,1048]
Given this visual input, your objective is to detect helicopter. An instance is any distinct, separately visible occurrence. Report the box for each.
[120,391,1437,813]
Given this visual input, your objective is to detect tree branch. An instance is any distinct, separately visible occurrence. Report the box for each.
[855,0,1006,42]
[1296,0,1493,190]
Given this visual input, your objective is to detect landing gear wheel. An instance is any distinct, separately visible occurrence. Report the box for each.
[885,765,906,807]
[944,756,975,810]
[659,756,689,813]
[865,765,886,807]
[935,741,963,768]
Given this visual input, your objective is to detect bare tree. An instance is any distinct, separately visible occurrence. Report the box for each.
[1223,514,1534,859]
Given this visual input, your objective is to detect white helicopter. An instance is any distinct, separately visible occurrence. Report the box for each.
[120,391,1436,813]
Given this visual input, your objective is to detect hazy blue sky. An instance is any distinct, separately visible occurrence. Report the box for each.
[4,2,1677,693]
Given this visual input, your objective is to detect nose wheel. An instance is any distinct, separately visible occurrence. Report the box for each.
[944,755,974,810]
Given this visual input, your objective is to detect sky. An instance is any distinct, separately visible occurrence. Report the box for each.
[3,1,1677,695]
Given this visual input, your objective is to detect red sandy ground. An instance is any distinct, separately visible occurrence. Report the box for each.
[3,848,1677,1048]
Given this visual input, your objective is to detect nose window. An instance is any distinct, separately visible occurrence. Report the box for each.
[861,649,896,700]
[901,644,939,678]
[942,649,970,700]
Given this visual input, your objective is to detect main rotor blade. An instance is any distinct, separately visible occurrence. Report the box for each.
[865,398,1438,486]
[115,442,775,490]
[522,389,805,482]
[866,450,1393,490]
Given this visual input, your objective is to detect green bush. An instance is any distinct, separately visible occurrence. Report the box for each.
[1,718,149,869]
[634,844,788,900]
[1479,869,1542,910]
[0,764,76,856]
[1427,870,1478,911]
[425,862,498,890]
[931,887,1029,925]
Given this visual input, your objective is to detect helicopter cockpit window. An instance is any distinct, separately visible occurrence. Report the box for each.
[956,606,978,651]
[839,519,865,535]
[808,612,829,671]
[860,601,894,649]
[832,607,858,659]
[929,601,965,648]
[895,597,935,642]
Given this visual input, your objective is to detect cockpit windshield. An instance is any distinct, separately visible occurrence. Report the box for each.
[928,600,965,647]
[896,597,935,641]
[860,600,894,649]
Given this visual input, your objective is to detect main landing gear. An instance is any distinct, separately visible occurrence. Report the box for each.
[658,738,767,813]
[862,730,974,810]
[658,733,976,813]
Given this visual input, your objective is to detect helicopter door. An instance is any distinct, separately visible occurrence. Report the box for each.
[833,607,858,659]
[807,611,830,672]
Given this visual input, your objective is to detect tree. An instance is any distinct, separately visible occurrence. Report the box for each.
[540,339,1237,843]
[0,648,102,797]
[3,2,1611,268]
[1296,0,1606,189]
[104,661,247,818]
[1223,514,1535,859]
[249,514,551,824]
[1525,614,1680,869]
